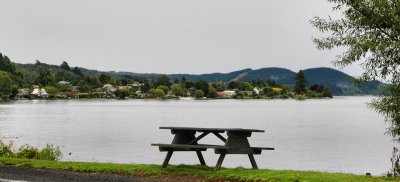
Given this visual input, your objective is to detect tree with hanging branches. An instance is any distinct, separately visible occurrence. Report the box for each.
[311,0,400,140]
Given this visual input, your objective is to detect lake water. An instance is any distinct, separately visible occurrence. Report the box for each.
[0,97,395,175]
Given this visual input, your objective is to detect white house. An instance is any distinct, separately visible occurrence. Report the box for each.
[31,88,48,97]
[127,82,143,87]
[58,81,70,85]
[222,91,236,97]
[103,84,116,92]
[253,87,260,95]
[18,88,30,96]
[118,86,131,90]
[127,82,143,90]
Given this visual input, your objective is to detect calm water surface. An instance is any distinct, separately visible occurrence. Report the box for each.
[0,97,395,175]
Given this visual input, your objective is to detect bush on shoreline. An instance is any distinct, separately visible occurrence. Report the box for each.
[0,139,62,161]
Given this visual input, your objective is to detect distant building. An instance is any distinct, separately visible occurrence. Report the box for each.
[31,88,48,97]
[272,87,283,93]
[16,88,30,99]
[18,88,30,96]
[56,92,67,98]
[127,82,143,87]
[66,91,79,95]
[179,97,194,100]
[223,91,236,97]
[253,87,260,95]
[127,82,143,90]
[216,91,236,97]
[58,81,70,85]
[103,84,115,92]
[66,91,80,99]
[216,92,224,96]
[118,86,130,90]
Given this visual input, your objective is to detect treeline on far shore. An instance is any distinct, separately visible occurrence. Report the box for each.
[0,53,332,101]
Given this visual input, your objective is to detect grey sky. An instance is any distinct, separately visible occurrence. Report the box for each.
[0,0,363,76]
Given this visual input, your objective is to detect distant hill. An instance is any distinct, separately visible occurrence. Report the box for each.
[302,67,386,95]
[242,67,296,84]
[13,61,387,96]
[15,63,83,85]
[171,67,387,96]
[167,67,386,96]
[169,68,252,82]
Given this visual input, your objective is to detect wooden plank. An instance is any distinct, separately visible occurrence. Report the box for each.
[161,151,173,168]
[251,147,274,154]
[212,132,227,142]
[214,148,274,155]
[196,151,206,166]
[159,147,207,152]
[151,143,227,149]
[160,127,229,133]
[215,152,226,170]
[188,132,210,145]
[159,127,264,133]
[215,148,255,154]
[251,147,275,150]
[248,154,258,169]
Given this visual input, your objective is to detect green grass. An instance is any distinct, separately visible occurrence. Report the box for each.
[0,157,397,182]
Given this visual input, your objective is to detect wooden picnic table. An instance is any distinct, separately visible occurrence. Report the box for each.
[151,127,274,169]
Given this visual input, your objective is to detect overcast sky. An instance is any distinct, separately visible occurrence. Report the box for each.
[0,0,364,76]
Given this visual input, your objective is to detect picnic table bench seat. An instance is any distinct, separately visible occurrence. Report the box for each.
[151,143,227,151]
[251,147,275,154]
[214,146,274,154]
[152,143,274,154]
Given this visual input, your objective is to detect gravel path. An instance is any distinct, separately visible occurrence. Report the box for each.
[0,165,209,182]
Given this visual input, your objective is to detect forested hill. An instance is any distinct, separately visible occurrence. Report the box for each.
[168,67,386,95]
[10,60,387,96]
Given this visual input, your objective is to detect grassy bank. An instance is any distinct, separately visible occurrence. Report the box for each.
[0,158,397,182]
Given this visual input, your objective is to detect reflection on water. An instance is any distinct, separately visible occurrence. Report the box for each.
[0,97,394,175]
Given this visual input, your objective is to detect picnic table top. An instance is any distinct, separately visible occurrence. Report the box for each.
[159,126,265,133]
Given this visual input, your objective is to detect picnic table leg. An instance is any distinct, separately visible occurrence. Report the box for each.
[248,154,258,169]
[196,151,206,166]
[215,152,226,170]
[162,151,173,168]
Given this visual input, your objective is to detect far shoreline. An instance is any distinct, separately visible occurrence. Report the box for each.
[2,95,380,103]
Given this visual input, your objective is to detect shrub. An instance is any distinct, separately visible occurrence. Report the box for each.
[114,89,130,99]
[194,90,204,99]
[280,94,290,99]
[156,85,169,94]
[171,84,186,97]
[0,139,14,158]
[149,88,165,98]
[0,139,62,161]
[295,95,307,100]
[16,145,39,159]
[39,144,62,161]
